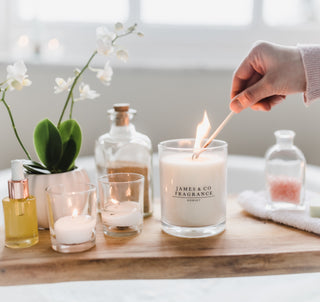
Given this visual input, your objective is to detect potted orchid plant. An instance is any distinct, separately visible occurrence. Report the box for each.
[1,22,142,174]
[0,23,142,228]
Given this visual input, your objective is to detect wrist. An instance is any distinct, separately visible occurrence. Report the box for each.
[298,44,320,105]
[293,47,306,92]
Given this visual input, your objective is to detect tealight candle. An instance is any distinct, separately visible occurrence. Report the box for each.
[54,213,96,245]
[98,173,145,237]
[101,201,143,227]
[46,183,97,253]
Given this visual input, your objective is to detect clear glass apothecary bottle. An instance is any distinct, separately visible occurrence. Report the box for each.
[265,130,305,210]
[95,103,153,216]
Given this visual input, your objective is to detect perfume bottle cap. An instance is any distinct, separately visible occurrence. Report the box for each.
[11,159,25,181]
[8,160,29,199]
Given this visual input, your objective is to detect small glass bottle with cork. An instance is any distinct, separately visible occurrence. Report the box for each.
[265,130,305,210]
[95,103,153,216]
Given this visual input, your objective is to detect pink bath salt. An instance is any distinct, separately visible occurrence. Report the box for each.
[268,176,301,204]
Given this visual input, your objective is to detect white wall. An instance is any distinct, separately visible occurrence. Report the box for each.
[1,64,320,170]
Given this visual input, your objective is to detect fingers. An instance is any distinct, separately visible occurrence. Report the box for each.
[230,78,271,113]
[246,72,262,88]
[251,95,286,111]
[231,56,256,99]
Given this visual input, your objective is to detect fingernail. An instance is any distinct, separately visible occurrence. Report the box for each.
[231,99,242,113]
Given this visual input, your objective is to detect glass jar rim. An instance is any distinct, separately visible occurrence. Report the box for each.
[98,173,145,184]
[158,138,227,151]
[45,183,96,195]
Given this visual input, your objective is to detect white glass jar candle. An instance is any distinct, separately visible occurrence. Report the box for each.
[158,139,227,238]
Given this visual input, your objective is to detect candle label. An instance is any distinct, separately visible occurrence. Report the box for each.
[173,185,214,202]
[159,153,226,227]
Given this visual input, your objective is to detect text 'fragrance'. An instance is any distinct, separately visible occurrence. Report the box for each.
[265,130,305,210]
[95,103,153,216]
[2,160,39,248]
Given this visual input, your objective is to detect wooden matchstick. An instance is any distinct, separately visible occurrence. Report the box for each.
[193,111,235,159]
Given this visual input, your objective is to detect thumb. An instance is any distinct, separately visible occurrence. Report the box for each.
[230,78,271,113]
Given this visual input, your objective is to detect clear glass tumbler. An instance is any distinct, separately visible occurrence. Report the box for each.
[46,183,97,253]
[98,173,144,237]
[158,139,227,238]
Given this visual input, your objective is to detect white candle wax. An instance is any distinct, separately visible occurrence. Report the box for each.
[54,215,96,244]
[160,153,226,227]
[101,201,143,227]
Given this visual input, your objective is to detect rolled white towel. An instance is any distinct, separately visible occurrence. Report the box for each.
[238,190,320,235]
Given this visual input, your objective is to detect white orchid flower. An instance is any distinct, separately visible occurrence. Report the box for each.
[96,26,116,40]
[114,22,124,31]
[116,49,129,62]
[75,82,100,102]
[90,62,113,86]
[6,60,32,91]
[96,26,116,56]
[96,38,114,56]
[74,68,81,76]
[54,77,74,94]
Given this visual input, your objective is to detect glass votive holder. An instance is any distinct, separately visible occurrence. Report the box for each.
[98,173,144,237]
[46,183,97,253]
[158,139,227,238]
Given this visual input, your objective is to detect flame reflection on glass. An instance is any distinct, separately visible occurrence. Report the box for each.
[111,198,119,205]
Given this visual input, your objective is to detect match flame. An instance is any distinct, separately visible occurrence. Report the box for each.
[72,209,78,217]
[194,111,211,151]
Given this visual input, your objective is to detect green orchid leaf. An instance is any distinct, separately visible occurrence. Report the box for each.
[33,118,62,171]
[56,119,82,171]
[24,164,51,175]
[23,160,48,170]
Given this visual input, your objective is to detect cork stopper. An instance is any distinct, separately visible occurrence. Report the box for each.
[109,103,136,126]
[114,103,130,112]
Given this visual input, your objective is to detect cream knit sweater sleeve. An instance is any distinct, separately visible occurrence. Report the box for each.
[298,44,320,106]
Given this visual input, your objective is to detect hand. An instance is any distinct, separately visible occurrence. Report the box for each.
[230,41,306,112]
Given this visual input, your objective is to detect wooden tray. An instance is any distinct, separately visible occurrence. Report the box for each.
[1,196,320,286]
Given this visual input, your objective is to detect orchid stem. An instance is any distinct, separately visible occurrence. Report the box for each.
[57,23,138,127]
[69,93,74,120]
[57,50,97,127]
[112,24,137,44]
[1,88,31,160]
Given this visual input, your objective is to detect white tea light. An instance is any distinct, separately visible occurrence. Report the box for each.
[54,215,96,244]
[102,201,143,227]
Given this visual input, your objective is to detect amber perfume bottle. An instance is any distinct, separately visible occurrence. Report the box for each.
[2,160,39,248]
[95,103,153,216]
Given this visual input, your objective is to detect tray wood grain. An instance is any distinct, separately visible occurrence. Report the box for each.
[1,196,320,286]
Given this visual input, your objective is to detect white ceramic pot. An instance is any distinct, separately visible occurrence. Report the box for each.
[28,168,90,229]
